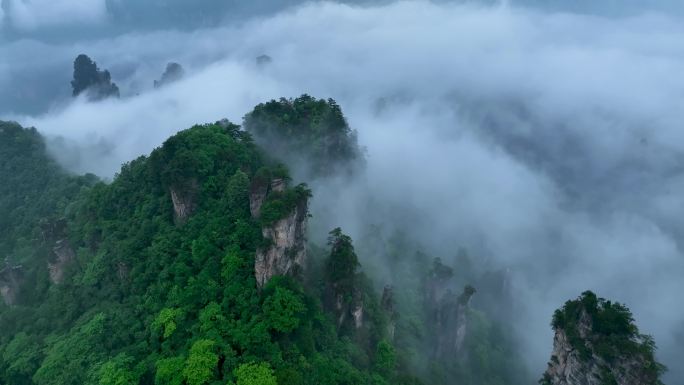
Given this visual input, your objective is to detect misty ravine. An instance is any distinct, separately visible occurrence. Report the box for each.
[1,1,683,385]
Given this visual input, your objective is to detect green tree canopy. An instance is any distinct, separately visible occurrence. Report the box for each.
[233,362,277,385]
[325,227,361,296]
[243,95,362,178]
[183,339,218,385]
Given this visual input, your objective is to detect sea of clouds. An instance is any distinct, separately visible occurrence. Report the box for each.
[2,1,684,382]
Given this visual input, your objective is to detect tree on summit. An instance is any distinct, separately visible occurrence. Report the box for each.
[325,227,361,297]
[243,95,363,178]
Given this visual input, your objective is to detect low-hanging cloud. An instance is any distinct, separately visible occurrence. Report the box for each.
[3,1,684,382]
[3,0,107,31]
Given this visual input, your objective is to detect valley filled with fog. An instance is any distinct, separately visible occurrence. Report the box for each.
[1,1,683,384]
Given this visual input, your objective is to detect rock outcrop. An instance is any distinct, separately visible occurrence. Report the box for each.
[544,314,602,385]
[170,179,198,223]
[117,261,129,281]
[249,182,269,218]
[425,258,475,359]
[425,257,454,311]
[154,62,184,88]
[432,285,475,358]
[71,54,120,101]
[252,178,308,288]
[0,286,14,306]
[542,291,664,385]
[40,218,67,242]
[40,219,76,285]
[381,285,398,341]
[322,228,368,333]
[352,305,364,329]
[332,286,365,331]
[0,259,22,306]
[249,178,285,218]
[48,239,76,284]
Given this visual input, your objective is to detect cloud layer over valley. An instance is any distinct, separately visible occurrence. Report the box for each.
[2,1,684,382]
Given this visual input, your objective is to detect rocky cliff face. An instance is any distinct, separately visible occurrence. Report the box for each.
[425,258,475,358]
[252,178,308,288]
[544,314,601,385]
[0,259,22,306]
[40,219,76,285]
[332,285,365,331]
[431,285,475,358]
[170,179,198,223]
[381,285,397,341]
[0,286,14,306]
[48,239,76,284]
[543,314,661,385]
[249,182,269,218]
[542,292,664,385]
[249,178,285,218]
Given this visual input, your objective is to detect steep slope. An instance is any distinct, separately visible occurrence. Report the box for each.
[6,99,658,385]
[244,96,533,385]
[0,121,398,385]
[0,121,95,306]
[541,291,665,385]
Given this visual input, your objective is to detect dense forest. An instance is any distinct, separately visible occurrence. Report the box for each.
[0,96,665,385]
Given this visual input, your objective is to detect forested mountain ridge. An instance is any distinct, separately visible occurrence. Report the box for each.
[0,96,666,385]
[0,116,399,385]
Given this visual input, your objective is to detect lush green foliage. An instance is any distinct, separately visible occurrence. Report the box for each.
[0,122,93,256]
[325,228,361,300]
[259,185,311,226]
[183,339,218,385]
[232,362,277,385]
[0,121,394,385]
[0,121,96,306]
[262,286,306,333]
[5,103,652,385]
[243,95,362,177]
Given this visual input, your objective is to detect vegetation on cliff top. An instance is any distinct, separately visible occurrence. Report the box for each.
[259,185,311,226]
[243,95,363,178]
[550,291,665,382]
